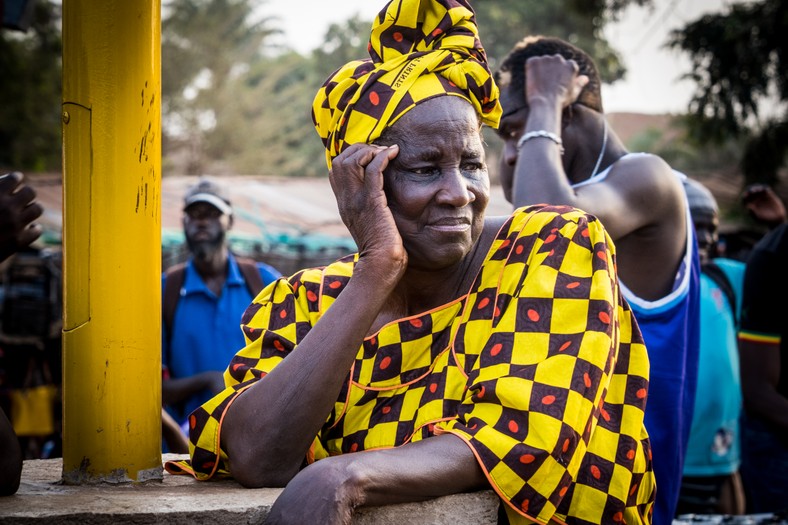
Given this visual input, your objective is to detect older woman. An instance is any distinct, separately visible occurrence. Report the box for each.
[166,1,655,523]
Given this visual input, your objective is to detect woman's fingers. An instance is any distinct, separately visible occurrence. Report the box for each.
[330,143,398,199]
[328,144,404,261]
[329,144,387,194]
[362,145,399,193]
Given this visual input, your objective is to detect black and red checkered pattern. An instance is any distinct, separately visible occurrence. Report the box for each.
[165,205,655,524]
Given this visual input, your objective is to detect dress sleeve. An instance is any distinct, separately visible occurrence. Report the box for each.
[436,206,647,524]
[165,268,323,480]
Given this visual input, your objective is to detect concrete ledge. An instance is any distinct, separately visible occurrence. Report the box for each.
[0,455,500,524]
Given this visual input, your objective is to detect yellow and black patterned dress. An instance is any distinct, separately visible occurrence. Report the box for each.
[166,205,656,524]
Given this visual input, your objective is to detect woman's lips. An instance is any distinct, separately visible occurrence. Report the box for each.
[427,217,471,232]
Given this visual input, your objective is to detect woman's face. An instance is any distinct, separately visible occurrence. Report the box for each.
[380,96,489,271]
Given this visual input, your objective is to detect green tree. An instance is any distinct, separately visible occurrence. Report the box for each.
[161,0,279,173]
[0,1,62,172]
[220,51,328,177]
[473,0,652,82]
[312,15,370,81]
[669,0,788,188]
[162,0,662,179]
[472,0,653,183]
[210,15,371,178]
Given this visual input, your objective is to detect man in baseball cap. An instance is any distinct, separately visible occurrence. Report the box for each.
[161,177,280,446]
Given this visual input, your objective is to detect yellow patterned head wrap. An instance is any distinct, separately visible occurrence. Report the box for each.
[312,0,502,168]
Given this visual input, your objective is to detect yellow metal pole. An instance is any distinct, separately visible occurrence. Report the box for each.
[61,0,162,483]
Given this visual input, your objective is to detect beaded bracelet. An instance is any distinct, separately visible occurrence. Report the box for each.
[517,130,564,155]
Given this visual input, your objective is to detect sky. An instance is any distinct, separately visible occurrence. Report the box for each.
[264,0,739,114]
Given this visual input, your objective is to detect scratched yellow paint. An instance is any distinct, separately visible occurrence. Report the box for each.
[61,0,163,484]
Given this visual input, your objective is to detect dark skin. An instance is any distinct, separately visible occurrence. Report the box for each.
[690,207,719,264]
[496,54,687,301]
[0,172,43,263]
[741,183,787,229]
[739,338,788,435]
[182,202,233,296]
[738,186,788,436]
[161,408,189,454]
[0,171,42,496]
[222,97,504,524]
[161,202,233,407]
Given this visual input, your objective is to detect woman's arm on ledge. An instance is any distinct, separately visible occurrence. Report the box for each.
[263,433,486,525]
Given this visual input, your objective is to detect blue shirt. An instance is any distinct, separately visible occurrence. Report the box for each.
[683,258,744,476]
[162,254,281,422]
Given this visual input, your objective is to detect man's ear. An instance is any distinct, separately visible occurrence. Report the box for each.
[227,214,234,230]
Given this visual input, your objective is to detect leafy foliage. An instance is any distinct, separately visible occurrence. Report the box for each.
[220,51,329,177]
[465,0,652,182]
[741,120,788,187]
[669,0,788,186]
[0,1,62,172]
[159,0,655,178]
[161,0,280,173]
[227,15,372,177]
[473,0,652,83]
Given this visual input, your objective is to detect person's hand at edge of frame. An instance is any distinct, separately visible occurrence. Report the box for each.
[0,171,44,263]
[741,183,787,229]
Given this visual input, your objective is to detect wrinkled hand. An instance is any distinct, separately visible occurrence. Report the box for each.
[0,172,44,263]
[524,54,589,109]
[329,144,407,274]
[742,183,786,227]
[264,457,360,525]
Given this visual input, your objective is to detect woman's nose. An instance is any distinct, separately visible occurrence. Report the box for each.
[436,170,475,206]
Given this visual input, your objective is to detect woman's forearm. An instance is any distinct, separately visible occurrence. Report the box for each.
[347,433,487,506]
[264,433,488,523]
[223,264,400,487]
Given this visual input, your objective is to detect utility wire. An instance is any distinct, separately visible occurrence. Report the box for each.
[631,0,682,55]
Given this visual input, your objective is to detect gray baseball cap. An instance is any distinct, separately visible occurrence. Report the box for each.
[684,178,718,215]
[183,177,232,216]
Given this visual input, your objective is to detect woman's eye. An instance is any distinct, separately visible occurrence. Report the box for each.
[411,167,439,176]
[462,163,485,179]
